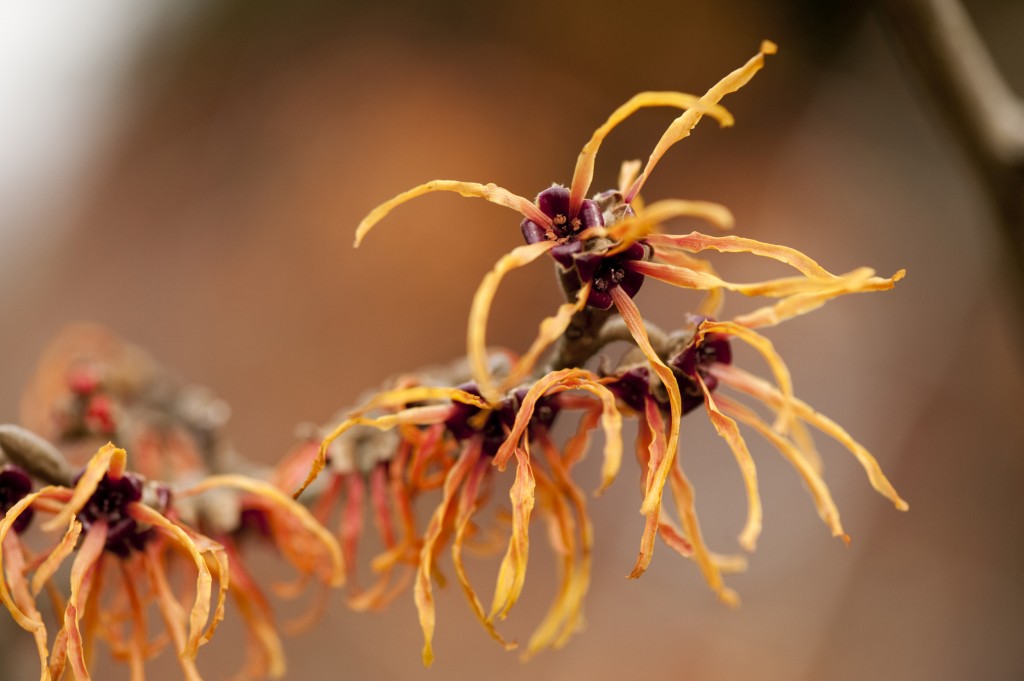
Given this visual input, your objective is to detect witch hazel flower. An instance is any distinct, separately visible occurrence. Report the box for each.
[324,37,910,657]
[292,362,623,665]
[0,436,342,681]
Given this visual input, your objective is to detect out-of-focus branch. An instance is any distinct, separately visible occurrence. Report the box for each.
[879,0,1024,308]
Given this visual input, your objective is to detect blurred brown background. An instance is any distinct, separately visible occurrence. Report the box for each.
[1,1,1022,679]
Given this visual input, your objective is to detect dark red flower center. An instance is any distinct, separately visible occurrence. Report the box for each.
[521,186,604,246]
[669,325,733,414]
[74,470,169,557]
[444,384,559,456]
[0,465,34,534]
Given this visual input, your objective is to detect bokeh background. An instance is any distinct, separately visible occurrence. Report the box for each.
[1,1,1022,679]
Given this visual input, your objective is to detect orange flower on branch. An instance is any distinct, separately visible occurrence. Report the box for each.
[294,369,621,665]
[327,37,908,659]
[0,441,342,681]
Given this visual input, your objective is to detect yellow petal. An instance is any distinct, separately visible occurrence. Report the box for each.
[625,41,776,202]
[116,559,148,681]
[353,386,489,416]
[468,241,557,404]
[225,541,287,679]
[647,231,835,278]
[293,404,453,499]
[716,394,846,541]
[354,180,546,247]
[569,93,734,212]
[488,444,536,622]
[696,374,762,552]
[414,440,482,666]
[0,490,53,632]
[451,457,515,650]
[31,519,82,596]
[63,519,107,681]
[524,430,592,655]
[611,200,736,247]
[143,545,204,681]
[712,364,909,511]
[181,474,344,588]
[1,533,51,681]
[666,460,739,606]
[522,463,576,657]
[609,288,680,518]
[42,443,124,532]
[493,369,622,494]
[733,269,906,329]
[697,320,795,434]
[129,503,214,658]
[629,398,667,578]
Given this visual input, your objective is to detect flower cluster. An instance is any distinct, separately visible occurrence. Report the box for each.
[2,330,343,680]
[297,38,907,663]
[1,39,908,679]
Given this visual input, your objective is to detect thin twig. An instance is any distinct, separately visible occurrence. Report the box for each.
[878,0,1024,314]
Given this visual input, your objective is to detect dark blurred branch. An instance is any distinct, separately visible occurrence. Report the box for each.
[879,0,1024,309]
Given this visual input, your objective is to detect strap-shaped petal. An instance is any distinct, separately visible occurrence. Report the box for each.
[42,443,124,532]
[625,41,777,203]
[711,364,909,511]
[568,93,734,215]
[468,241,557,404]
[695,373,762,552]
[354,180,547,247]
[715,394,847,541]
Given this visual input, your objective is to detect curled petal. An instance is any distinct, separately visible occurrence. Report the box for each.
[610,288,680,518]
[294,404,454,499]
[31,519,82,596]
[626,41,777,203]
[143,545,204,681]
[650,249,725,317]
[697,320,796,433]
[354,180,547,247]
[733,269,906,329]
[666,460,739,606]
[117,559,148,681]
[63,520,107,681]
[353,386,489,417]
[695,374,762,552]
[488,444,536,622]
[716,394,847,541]
[493,369,622,494]
[415,439,482,666]
[181,475,344,589]
[647,231,835,278]
[1,534,51,680]
[569,93,734,214]
[597,200,736,253]
[629,397,667,578]
[42,443,125,532]
[711,364,909,511]
[524,431,592,656]
[468,241,558,404]
[129,503,215,658]
[628,260,860,297]
[451,457,514,650]
[0,489,65,632]
[225,539,287,680]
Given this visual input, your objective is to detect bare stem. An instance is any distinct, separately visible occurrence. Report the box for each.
[879,0,1024,314]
